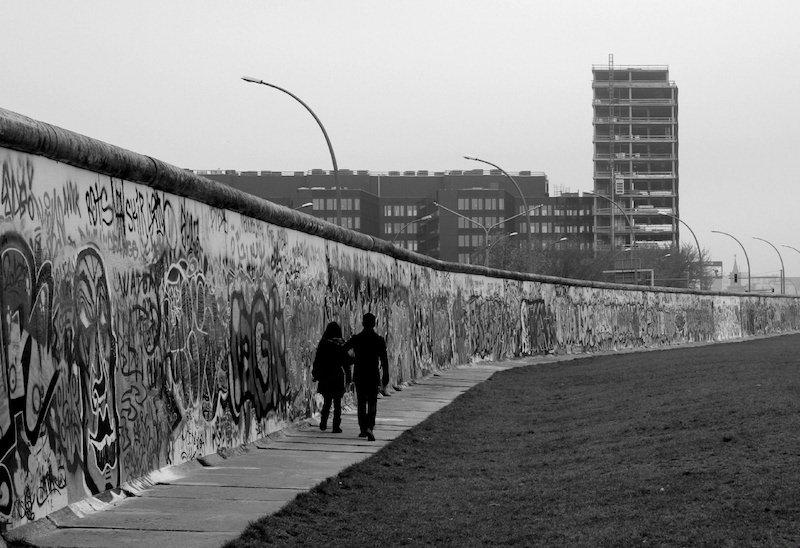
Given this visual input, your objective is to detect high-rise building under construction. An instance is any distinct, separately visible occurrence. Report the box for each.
[591,60,679,251]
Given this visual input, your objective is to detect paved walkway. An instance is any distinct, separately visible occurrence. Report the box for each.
[10,360,532,548]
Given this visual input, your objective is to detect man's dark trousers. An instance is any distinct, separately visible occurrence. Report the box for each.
[355,384,378,432]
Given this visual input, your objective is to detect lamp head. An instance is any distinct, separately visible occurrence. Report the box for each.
[463,155,478,161]
[242,76,262,84]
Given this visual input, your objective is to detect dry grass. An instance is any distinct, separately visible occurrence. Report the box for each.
[227,334,800,547]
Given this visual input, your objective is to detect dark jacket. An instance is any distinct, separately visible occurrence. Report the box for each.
[344,328,389,389]
[312,336,351,398]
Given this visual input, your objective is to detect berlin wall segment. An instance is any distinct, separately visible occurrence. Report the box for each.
[0,108,799,530]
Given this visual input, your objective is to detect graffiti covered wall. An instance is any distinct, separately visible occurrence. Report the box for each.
[0,109,799,527]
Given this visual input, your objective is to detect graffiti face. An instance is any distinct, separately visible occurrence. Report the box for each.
[74,248,119,493]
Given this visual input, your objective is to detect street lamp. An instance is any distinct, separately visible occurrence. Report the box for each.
[585,191,639,284]
[541,237,568,253]
[464,156,533,271]
[658,210,703,288]
[242,76,341,225]
[391,214,434,245]
[753,237,785,294]
[433,202,542,267]
[488,232,519,250]
[711,230,751,292]
[294,202,313,210]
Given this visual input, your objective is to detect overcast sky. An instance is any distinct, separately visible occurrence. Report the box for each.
[3,1,799,285]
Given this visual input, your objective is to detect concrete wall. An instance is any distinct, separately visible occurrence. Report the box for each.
[0,107,798,528]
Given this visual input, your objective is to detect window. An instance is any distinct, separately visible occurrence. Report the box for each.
[499,198,504,210]
[312,198,324,210]
[471,234,484,247]
[341,199,352,211]
[384,205,393,217]
[458,198,468,210]
[342,217,353,229]
[326,198,336,210]
[354,199,360,210]
[394,205,405,217]
[458,217,467,229]
[486,198,497,210]
[458,235,469,247]
[471,198,482,210]
[354,217,361,229]
[406,241,418,252]
[407,224,418,235]
[458,253,471,264]
[542,223,551,233]
[384,223,393,234]
[393,223,403,234]
[408,205,417,216]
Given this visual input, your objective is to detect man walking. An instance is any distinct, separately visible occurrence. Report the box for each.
[344,313,389,442]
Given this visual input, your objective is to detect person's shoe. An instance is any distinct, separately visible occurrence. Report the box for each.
[332,425,343,433]
[366,429,375,442]
[358,431,367,438]
[320,423,327,431]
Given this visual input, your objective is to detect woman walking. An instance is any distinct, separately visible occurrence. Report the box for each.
[312,321,351,433]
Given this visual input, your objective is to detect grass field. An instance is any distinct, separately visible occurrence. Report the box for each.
[226,334,800,547]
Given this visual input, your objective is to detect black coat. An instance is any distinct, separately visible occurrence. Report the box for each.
[312,336,351,398]
[344,328,389,389]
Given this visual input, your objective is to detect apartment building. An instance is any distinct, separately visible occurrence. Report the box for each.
[592,62,679,251]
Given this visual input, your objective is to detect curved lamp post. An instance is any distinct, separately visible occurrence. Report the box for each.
[585,191,639,284]
[659,210,703,288]
[434,202,542,267]
[782,244,800,256]
[753,237,785,294]
[488,231,519,250]
[391,214,434,245]
[711,230,751,292]
[541,236,568,253]
[464,156,533,271]
[242,76,341,225]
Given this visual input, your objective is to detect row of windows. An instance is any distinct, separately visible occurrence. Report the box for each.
[458,197,505,211]
[313,198,361,211]
[458,235,487,247]
[457,216,505,229]
[384,222,420,235]
[323,216,361,229]
[383,204,419,217]
[520,205,592,216]
[519,223,593,234]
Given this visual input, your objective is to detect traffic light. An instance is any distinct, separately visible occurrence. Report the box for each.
[733,273,739,283]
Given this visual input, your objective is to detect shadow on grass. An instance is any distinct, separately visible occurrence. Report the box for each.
[223,334,800,547]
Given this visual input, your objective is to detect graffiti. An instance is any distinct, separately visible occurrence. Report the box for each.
[2,157,36,220]
[85,180,114,227]
[229,284,289,423]
[0,146,798,529]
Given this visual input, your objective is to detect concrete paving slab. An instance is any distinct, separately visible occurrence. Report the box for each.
[137,484,303,501]
[33,529,234,548]
[52,498,284,532]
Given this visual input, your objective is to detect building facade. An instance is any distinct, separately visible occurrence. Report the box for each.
[592,63,679,251]
[195,169,594,266]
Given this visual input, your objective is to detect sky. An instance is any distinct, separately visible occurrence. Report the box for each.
[3,1,800,287]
